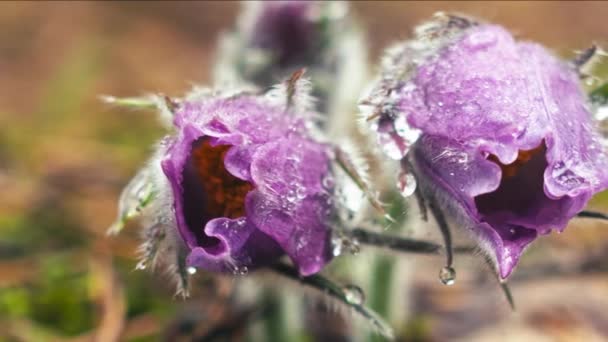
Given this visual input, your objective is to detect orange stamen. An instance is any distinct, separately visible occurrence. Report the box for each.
[488,144,545,179]
[191,140,253,219]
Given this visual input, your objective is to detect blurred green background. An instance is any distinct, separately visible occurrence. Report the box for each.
[1,1,608,341]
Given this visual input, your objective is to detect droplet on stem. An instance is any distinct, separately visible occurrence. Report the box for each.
[397,171,417,197]
[439,266,456,286]
[342,284,365,305]
[237,266,249,276]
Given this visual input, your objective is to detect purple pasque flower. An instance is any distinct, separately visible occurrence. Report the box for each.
[162,87,337,276]
[246,1,320,69]
[111,80,344,282]
[214,1,367,115]
[362,14,608,279]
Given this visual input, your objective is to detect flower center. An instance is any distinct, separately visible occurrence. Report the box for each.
[181,138,253,252]
[191,139,253,219]
[475,143,547,218]
[488,144,545,179]
[192,139,253,218]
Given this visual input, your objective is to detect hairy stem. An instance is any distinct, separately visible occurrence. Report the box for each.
[267,262,394,340]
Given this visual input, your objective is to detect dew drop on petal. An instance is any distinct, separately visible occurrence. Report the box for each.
[397,171,417,197]
[465,30,497,49]
[439,266,456,286]
[295,185,307,200]
[343,284,365,305]
[285,190,297,203]
[322,175,335,190]
[393,115,421,145]
[551,162,585,191]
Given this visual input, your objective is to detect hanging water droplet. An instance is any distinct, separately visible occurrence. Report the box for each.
[135,261,147,270]
[393,115,422,144]
[594,106,608,121]
[332,244,343,257]
[586,77,600,87]
[397,171,417,197]
[331,237,344,257]
[237,266,249,275]
[343,284,365,305]
[187,266,197,275]
[439,266,456,286]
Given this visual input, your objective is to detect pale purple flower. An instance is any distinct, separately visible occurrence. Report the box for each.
[363,15,608,278]
[214,0,368,116]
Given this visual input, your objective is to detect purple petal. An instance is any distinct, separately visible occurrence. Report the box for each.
[174,96,305,146]
[224,145,258,181]
[248,137,333,275]
[161,94,333,274]
[187,217,282,272]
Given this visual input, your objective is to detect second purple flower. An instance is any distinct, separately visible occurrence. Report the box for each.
[362,14,608,279]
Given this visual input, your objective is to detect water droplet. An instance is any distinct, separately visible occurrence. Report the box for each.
[331,236,345,256]
[349,241,361,255]
[465,30,497,49]
[461,102,481,115]
[332,242,343,257]
[285,190,297,203]
[135,261,147,270]
[439,266,456,286]
[187,266,197,275]
[595,106,608,121]
[377,131,407,160]
[238,266,248,276]
[551,162,584,190]
[322,175,335,190]
[397,171,417,197]
[295,185,307,200]
[586,77,600,87]
[343,284,365,305]
[393,115,422,144]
